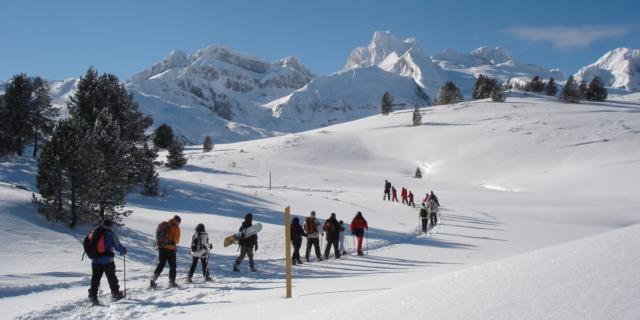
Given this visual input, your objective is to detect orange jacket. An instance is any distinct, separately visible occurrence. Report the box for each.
[163,218,181,250]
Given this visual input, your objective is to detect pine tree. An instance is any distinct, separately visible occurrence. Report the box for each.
[0,96,10,156]
[529,76,544,92]
[203,135,213,152]
[140,142,159,196]
[166,140,187,169]
[473,75,499,99]
[414,167,422,178]
[153,123,174,149]
[578,80,588,100]
[412,105,422,126]
[560,76,580,103]
[586,76,608,101]
[437,81,463,105]
[34,122,67,221]
[29,77,58,157]
[2,74,32,155]
[490,87,506,102]
[545,78,558,96]
[381,91,393,115]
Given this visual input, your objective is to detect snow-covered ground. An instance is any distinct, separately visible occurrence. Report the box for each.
[1,93,639,319]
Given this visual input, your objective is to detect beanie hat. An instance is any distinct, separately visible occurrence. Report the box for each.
[173,215,182,223]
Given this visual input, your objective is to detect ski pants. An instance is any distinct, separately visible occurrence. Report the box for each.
[89,262,119,298]
[392,194,398,202]
[384,191,390,200]
[356,236,364,254]
[430,210,438,226]
[421,218,428,233]
[292,240,302,262]
[188,256,209,278]
[235,245,254,267]
[324,238,340,259]
[154,248,177,282]
[305,237,322,261]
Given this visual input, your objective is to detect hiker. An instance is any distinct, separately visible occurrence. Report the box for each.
[187,223,212,283]
[426,190,440,206]
[350,211,368,255]
[392,186,399,202]
[408,191,415,207]
[338,220,347,255]
[233,213,258,272]
[151,215,181,288]
[323,213,342,259]
[419,203,429,233]
[290,216,306,265]
[304,211,323,262]
[383,180,391,200]
[87,219,127,304]
[401,187,408,204]
[428,199,439,227]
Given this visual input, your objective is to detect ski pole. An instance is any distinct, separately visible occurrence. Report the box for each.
[123,254,127,298]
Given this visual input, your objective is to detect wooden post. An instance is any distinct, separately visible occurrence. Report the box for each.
[284,206,292,298]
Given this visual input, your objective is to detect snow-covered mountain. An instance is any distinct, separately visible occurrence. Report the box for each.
[574,47,640,91]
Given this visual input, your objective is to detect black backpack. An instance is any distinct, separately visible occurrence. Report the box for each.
[156,221,171,247]
[191,232,204,252]
[419,208,428,218]
[82,226,106,260]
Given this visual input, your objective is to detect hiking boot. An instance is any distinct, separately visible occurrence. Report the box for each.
[205,276,213,282]
[111,291,125,301]
[233,265,240,272]
[149,279,157,289]
[296,259,303,265]
[186,277,193,283]
[292,260,297,265]
[169,281,178,288]
[249,266,256,272]
[89,297,99,305]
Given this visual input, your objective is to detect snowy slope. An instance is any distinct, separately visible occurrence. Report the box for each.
[574,47,640,91]
[2,93,639,319]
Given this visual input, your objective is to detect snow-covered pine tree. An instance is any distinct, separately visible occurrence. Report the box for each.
[29,77,58,157]
[490,87,506,102]
[166,139,187,169]
[473,75,498,99]
[2,74,32,156]
[412,105,422,126]
[586,76,607,101]
[381,91,393,115]
[34,122,67,221]
[529,76,544,92]
[139,142,159,196]
[560,76,580,103]
[545,78,558,96]
[437,81,463,105]
[203,135,213,152]
[153,124,174,149]
[578,80,588,100]
[414,167,422,178]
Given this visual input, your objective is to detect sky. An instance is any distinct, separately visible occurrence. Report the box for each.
[0,0,639,81]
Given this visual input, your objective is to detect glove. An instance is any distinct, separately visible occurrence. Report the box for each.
[209,244,213,250]
[254,244,258,252]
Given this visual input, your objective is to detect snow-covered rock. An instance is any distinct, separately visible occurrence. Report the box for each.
[574,47,640,91]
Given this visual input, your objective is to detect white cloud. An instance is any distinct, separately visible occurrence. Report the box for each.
[505,25,633,49]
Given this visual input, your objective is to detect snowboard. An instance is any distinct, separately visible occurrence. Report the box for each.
[223,223,262,247]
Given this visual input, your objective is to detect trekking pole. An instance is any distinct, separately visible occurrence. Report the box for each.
[365,229,369,254]
[123,254,127,298]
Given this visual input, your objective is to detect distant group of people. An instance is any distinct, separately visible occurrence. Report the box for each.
[383,180,417,207]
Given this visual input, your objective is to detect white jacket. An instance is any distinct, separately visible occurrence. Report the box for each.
[191,232,211,258]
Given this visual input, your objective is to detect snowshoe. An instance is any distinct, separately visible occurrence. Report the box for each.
[149,279,158,289]
[233,265,240,272]
[111,291,125,302]
[249,266,256,272]
[169,281,179,288]
[205,276,213,282]
[186,277,193,283]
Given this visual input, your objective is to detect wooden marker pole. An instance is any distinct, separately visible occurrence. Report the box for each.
[284,206,292,298]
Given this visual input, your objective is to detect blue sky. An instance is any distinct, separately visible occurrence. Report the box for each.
[1,0,638,80]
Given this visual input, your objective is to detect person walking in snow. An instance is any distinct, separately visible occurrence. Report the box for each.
[408,191,415,207]
[187,223,212,283]
[419,203,429,233]
[428,199,439,227]
[401,187,408,204]
[383,180,391,201]
[290,216,306,265]
[426,190,440,207]
[392,186,399,202]
[151,215,181,288]
[233,213,258,272]
[304,211,323,262]
[87,219,127,304]
[338,220,347,255]
[323,213,342,259]
[350,211,368,256]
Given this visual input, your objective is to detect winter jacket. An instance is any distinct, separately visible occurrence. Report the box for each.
[323,217,342,241]
[291,217,306,245]
[384,181,391,192]
[350,214,368,237]
[238,220,258,247]
[304,217,322,239]
[92,226,126,265]
[419,205,428,219]
[191,231,211,258]
[401,188,407,198]
[161,218,181,250]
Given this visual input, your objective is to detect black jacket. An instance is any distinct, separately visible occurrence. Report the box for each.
[323,217,342,241]
[291,217,306,244]
[239,220,258,247]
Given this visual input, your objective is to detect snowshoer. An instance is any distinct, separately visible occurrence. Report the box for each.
[233,213,258,272]
[151,215,181,288]
[426,190,440,206]
[428,199,439,227]
[87,219,127,304]
[290,216,306,265]
[401,187,408,204]
[304,211,323,262]
[323,213,342,259]
[419,203,429,233]
[392,186,399,202]
[338,220,347,255]
[383,180,391,200]
[408,191,415,207]
[350,211,368,255]
[187,223,212,283]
